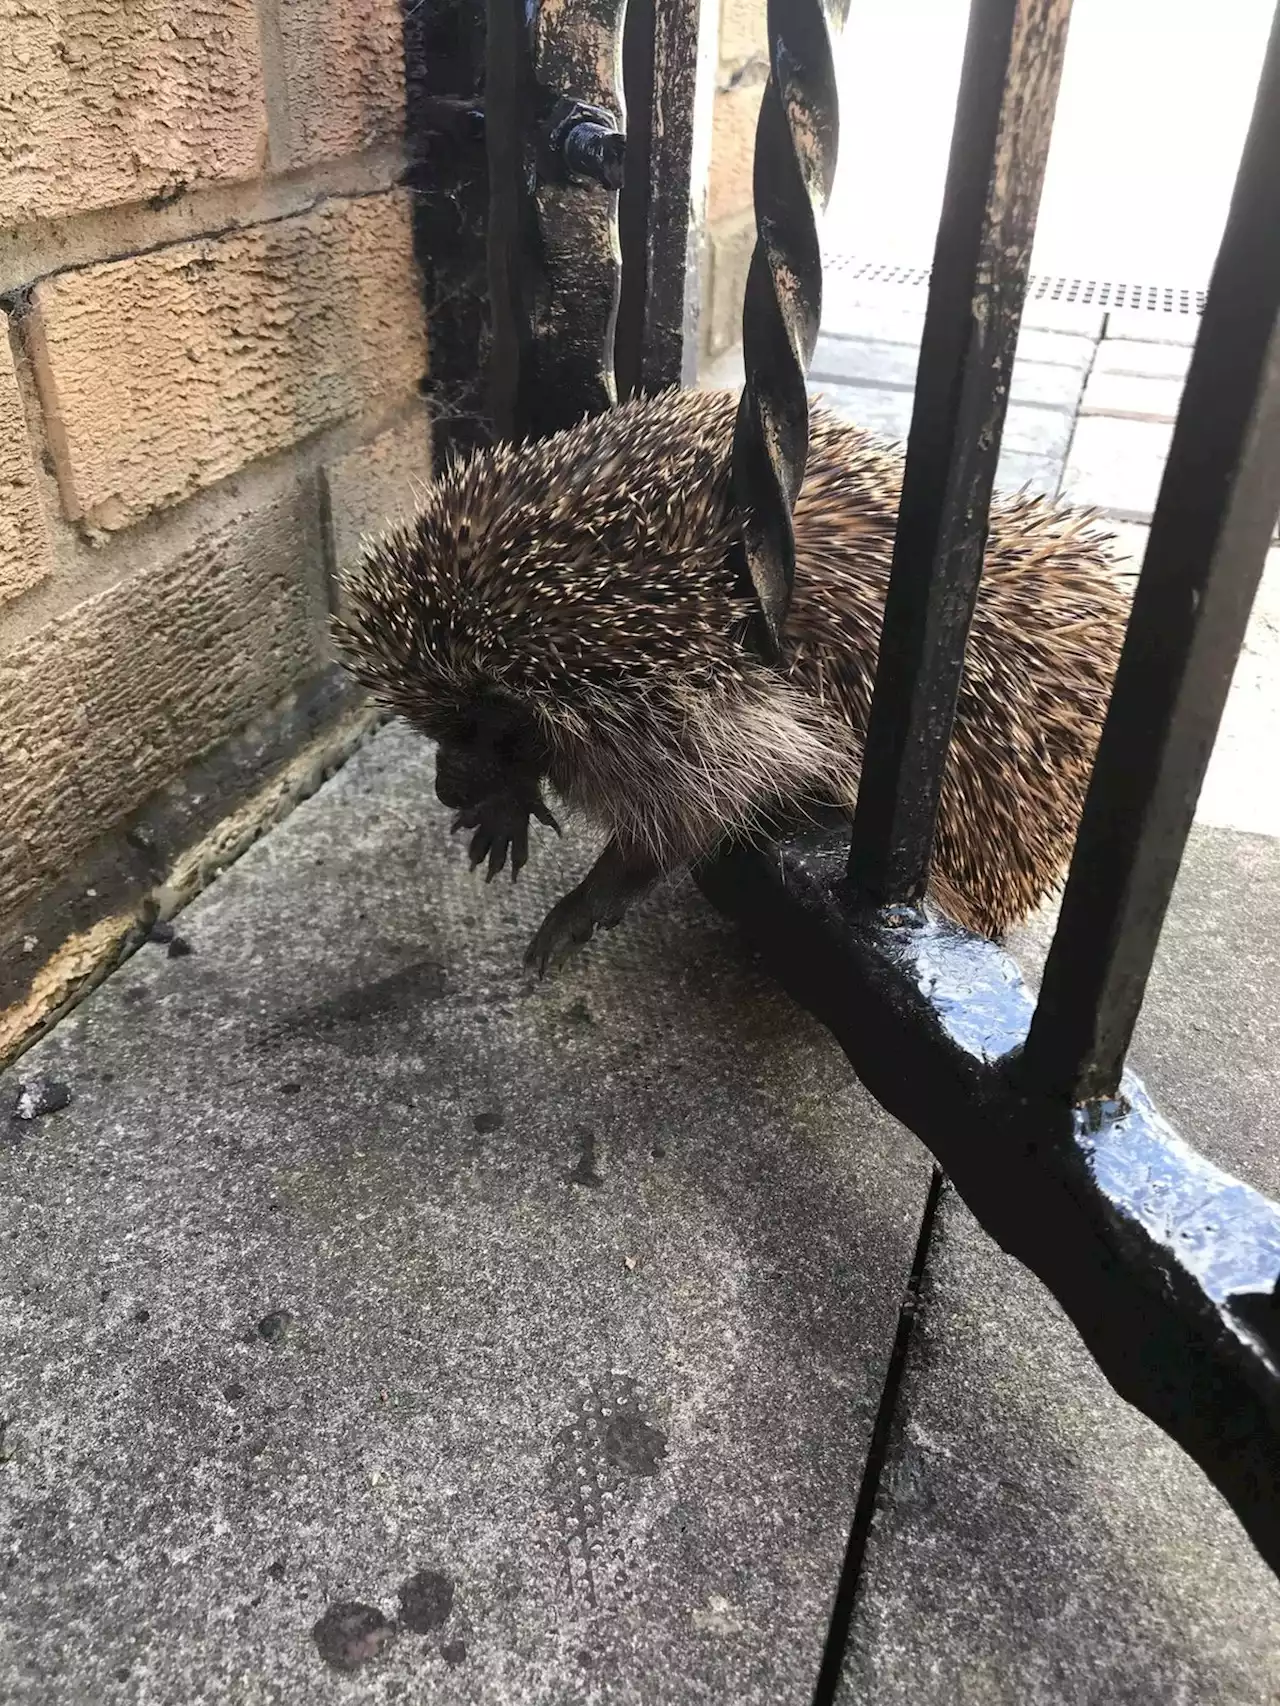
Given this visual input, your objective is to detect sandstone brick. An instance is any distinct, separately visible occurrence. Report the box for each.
[29,193,427,532]
[708,83,763,227]
[0,484,328,920]
[0,0,267,226]
[0,328,53,608]
[718,0,767,73]
[323,408,433,591]
[277,0,405,166]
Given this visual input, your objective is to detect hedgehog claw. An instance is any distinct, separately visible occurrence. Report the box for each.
[485,836,510,882]
[531,799,561,836]
[512,821,530,880]
[467,827,492,871]
[524,900,597,978]
[523,840,659,977]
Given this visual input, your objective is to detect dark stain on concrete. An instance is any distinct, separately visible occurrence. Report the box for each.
[311,1602,395,1672]
[564,1127,603,1189]
[604,1414,668,1478]
[256,1310,295,1345]
[398,1569,455,1633]
[269,958,447,1042]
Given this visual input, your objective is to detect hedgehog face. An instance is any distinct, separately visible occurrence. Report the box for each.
[429,693,546,811]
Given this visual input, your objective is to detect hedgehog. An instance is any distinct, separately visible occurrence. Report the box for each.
[333,387,1130,975]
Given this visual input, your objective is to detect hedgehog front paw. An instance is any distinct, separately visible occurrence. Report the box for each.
[451,791,560,882]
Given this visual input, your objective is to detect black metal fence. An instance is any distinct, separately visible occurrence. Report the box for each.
[477,0,1280,1597]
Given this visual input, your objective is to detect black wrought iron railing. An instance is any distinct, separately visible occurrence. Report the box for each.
[480,0,1280,1614]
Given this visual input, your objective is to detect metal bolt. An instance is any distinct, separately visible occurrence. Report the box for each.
[544,99,626,191]
[561,118,626,190]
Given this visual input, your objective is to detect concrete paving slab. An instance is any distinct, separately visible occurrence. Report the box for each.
[1013,327,1100,370]
[1014,302,1107,341]
[0,723,933,1706]
[993,452,1064,500]
[1060,413,1175,522]
[1081,369,1185,422]
[1034,526,1279,840]
[1007,358,1090,412]
[810,335,1088,413]
[810,383,914,445]
[1103,309,1201,347]
[839,825,1280,1705]
[819,270,1106,346]
[1093,338,1195,381]
[1103,519,1149,572]
[1001,403,1076,463]
[1198,546,1280,840]
[804,390,1064,497]
[814,314,1096,373]
[819,282,926,349]
[810,335,920,392]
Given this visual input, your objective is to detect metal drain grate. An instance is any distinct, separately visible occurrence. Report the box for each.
[823,254,1206,316]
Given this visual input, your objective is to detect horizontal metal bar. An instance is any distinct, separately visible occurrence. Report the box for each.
[847,0,1072,906]
[731,0,843,658]
[696,828,1280,1582]
[1022,0,1280,1104]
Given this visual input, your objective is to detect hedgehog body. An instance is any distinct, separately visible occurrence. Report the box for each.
[336,388,1130,964]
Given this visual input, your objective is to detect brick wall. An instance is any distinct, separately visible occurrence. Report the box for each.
[0,0,435,1054]
[700,0,766,362]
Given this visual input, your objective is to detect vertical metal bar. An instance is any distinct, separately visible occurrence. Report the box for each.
[846,0,1073,904]
[614,0,657,400]
[616,0,719,395]
[400,0,489,459]
[485,0,628,442]
[731,0,846,658]
[484,0,538,441]
[1022,1,1280,1105]
[647,0,719,389]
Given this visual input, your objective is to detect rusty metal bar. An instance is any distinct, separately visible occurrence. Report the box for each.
[485,0,628,442]
[1022,0,1280,1104]
[730,0,847,658]
[846,0,1073,906]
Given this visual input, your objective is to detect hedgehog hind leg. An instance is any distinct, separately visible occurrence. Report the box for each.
[524,838,661,978]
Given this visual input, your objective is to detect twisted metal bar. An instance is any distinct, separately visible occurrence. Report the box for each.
[730,0,847,658]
